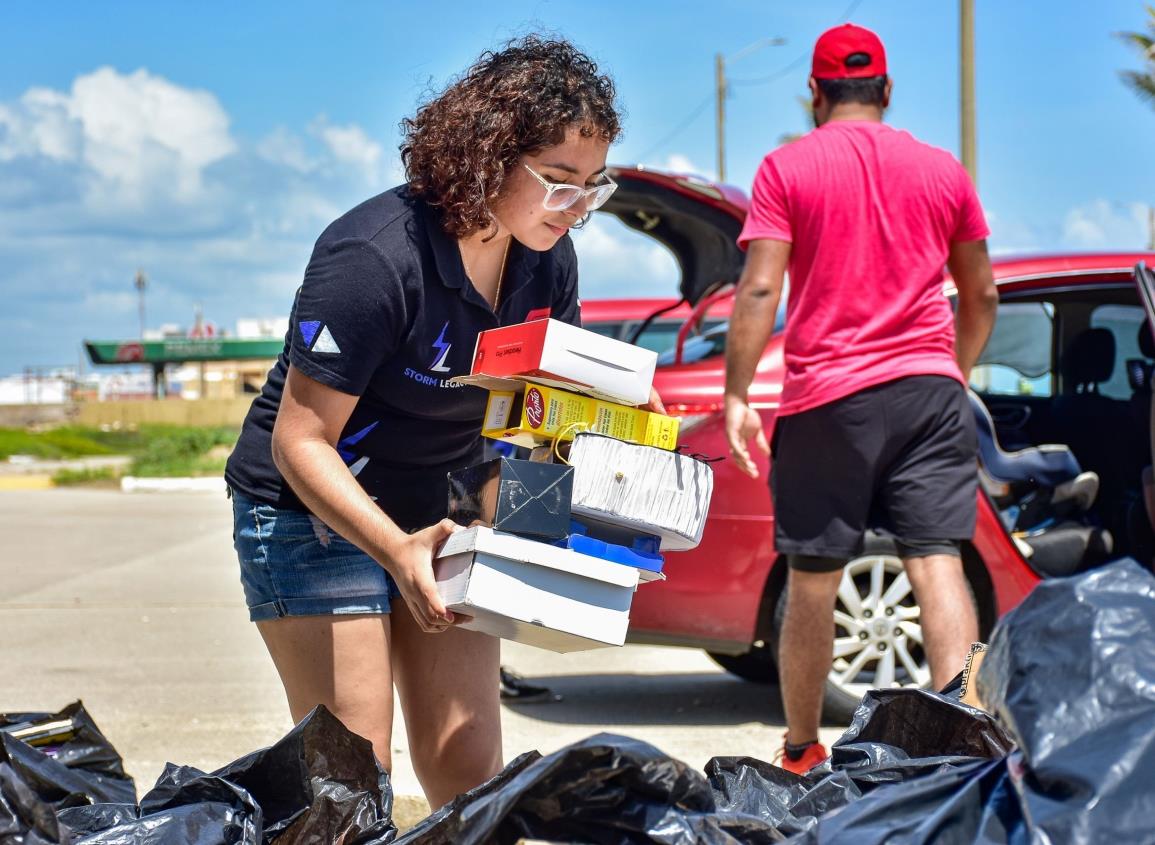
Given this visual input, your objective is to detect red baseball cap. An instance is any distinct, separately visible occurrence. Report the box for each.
[811,23,887,79]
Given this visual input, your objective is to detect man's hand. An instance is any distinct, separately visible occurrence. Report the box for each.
[386,518,463,633]
[724,238,788,480]
[725,393,769,479]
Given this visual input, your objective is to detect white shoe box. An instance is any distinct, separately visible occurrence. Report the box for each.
[434,526,653,653]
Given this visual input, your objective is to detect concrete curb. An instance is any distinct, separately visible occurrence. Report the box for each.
[121,476,227,494]
[0,474,54,491]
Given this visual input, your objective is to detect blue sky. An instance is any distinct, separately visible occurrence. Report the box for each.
[2,0,1154,376]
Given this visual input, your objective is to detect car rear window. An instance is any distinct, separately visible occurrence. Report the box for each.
[971,302,1055,397]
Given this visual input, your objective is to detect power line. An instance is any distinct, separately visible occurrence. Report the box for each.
[729,52,810,87]
[634,0,867,163]
[635,93,714,164]
[730,0,867,87]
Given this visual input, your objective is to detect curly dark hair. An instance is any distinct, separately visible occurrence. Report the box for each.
[401,35,621,238]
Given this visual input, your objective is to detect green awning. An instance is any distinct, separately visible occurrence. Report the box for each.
[84,337,284,365]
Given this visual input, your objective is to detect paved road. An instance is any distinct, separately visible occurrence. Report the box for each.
[0,488,845,817]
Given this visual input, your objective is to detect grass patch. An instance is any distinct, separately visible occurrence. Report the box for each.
[52,467,121,487]
[128,427,237,477]
[1,424,238,478]
[0,427,114,459]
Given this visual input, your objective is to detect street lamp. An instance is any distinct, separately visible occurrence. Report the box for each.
[715,37,787,182]
[134,269,148,339]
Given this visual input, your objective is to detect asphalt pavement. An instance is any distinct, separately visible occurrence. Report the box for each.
[0,488,845,822]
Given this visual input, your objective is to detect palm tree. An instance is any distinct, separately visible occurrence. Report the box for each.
[1118,6,1155,109]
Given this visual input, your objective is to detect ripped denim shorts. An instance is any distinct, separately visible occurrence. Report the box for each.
[231,492,403,622]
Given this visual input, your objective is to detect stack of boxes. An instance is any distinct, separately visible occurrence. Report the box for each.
[435,317,715,652]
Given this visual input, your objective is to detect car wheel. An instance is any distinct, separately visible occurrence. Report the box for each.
[706,642,779,684]
[771,538,931,723]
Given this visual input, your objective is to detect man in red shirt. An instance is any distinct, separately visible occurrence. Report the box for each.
[724,23,998,775]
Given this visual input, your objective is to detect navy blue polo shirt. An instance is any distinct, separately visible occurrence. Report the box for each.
[224,186,580,528]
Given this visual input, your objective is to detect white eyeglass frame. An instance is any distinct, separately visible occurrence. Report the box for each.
[523,164,618,212]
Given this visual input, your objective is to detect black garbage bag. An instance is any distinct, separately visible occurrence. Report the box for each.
[977,558,1155,843]
[826,687,1014,787]
[56,705,394,845]
[706,756,864,839]
[784,558,1155,843]
[706,756,809,830]
[1,760,69,845]
[381,750,541,845]
[780,756,1017,844]
[58,763,263,844]
[393,733,782,845]
[0,701,136,809]
[211,704,395,844]
[706,687,1013,840]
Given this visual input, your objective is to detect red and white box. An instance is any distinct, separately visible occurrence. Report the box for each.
[458,318,657,406]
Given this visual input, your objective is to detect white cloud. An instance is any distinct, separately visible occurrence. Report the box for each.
[315,119,383,179]
[570,214,680,299]
[257,126,316,173]
[0,87,80,162]
[0,67,238,206]
[0,67,395,375]
[985,209,1047,256]
[1062,199,1150,249]
[660,153,700,174]
[70,67,235,196]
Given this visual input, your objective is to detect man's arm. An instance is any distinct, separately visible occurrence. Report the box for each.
[724,238,790,478]
[948,238,998,381]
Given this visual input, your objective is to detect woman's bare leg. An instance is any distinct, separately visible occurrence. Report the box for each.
[256,614,395,770]
[390,604,503,810]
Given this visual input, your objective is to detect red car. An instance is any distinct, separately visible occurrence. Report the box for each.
[593,166,1155,718]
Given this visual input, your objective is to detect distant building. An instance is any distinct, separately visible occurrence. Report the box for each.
[4,315,289,405]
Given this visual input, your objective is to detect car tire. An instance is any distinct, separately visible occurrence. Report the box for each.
[706,642,779,684]
[769,535,933,723]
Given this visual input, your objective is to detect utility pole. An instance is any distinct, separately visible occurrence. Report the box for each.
[714,38,786,185]
[715,53,727,183]
[1149,206,1155,251]
[960,0,977,186]
[134,269,148,339]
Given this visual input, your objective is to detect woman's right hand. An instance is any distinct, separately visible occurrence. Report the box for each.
[385,518,461,633]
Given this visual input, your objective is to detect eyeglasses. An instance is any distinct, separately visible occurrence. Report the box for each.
[523,164,618,213]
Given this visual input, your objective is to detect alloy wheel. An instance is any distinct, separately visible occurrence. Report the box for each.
[829,553,930,700]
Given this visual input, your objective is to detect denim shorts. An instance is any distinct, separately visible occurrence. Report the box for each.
[231,492,403,622]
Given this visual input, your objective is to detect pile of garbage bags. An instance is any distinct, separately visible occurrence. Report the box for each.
[4,558,1154,844]
[2,705,395,845]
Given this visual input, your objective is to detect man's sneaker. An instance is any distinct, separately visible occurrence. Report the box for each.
[774,737,829,775]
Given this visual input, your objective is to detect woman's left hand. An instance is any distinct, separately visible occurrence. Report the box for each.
[644,385,666,415]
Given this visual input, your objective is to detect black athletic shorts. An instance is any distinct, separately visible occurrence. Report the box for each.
[770,375,978,566]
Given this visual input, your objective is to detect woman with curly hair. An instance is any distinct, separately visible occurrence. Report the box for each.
[224,36,626,807]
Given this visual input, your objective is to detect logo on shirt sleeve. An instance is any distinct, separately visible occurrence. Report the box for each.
[299,320,341,355]
[337,420,379,478]
[430,321,452,372]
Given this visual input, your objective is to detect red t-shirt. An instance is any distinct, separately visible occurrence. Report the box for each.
[738,120,989,416]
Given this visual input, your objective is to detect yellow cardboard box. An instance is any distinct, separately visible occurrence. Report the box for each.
[482,383,680,451]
